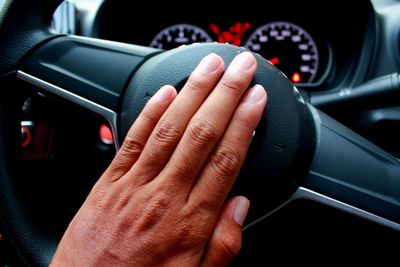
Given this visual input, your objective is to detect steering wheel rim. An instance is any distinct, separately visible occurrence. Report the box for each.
[0,1,64,265]
[1,1,400,266]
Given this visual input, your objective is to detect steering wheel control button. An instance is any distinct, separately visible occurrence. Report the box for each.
[21,121,33,148]
[99,124,114,145]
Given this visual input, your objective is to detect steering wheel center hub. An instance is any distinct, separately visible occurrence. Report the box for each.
[121,43,316,220]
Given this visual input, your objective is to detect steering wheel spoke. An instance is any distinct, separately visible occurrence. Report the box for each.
[302,106,400,231]
[243,105,400,233]
[17,35,160,149]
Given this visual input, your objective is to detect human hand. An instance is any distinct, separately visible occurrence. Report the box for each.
[50,51,267,267]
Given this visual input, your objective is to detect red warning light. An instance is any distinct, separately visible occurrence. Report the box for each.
[269,57,279,65]
[99,124,114,145]
[291,72,301,83]
[210,22,251,46]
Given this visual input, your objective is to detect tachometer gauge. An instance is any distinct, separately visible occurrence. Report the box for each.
[150,24,212,50]
[244,21,319,84]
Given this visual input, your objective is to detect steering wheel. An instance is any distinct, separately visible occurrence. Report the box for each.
[1,0,399,266]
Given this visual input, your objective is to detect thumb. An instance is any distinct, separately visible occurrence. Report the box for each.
[201,196,250,267]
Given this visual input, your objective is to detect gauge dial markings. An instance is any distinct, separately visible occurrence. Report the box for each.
[150,24,212,50]
[245,21,319,83]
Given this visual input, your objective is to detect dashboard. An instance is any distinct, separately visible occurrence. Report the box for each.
[93,0,374,91]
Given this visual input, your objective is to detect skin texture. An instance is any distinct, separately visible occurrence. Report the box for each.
[50,52,267,267]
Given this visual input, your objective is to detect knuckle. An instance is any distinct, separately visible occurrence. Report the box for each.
[87,184,111,210]
[136,192,170,232]
[175,208,210,246]
[220,78,245,96]
[154,121,181,145]
[175,221,200,246]
[216,232,242,258]
[141,107,161,125]
[210,145,242,178]
[105,136,144,181]
[121,136,144,156]
[188,119,217,149]
[185,75,210,92]
[171,154,195,178]
[107,158,128,180]
[228,114,257,144]
[187,198,216,218]
[236,113,257,131]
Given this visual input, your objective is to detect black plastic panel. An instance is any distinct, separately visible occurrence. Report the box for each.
[305,108,400,223]
[23,36,160,110]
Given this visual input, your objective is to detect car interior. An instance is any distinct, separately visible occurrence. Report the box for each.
[0,0,399,266]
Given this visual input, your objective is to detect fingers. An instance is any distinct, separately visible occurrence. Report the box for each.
[201,196,250,267]
[160,52,257,189]
[190,84,267,207]
[100,85,177,183]
[124,53,225,184]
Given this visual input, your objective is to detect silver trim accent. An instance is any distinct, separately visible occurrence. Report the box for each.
[21,121,34,127]
[243,193,294,231]
[245,187,400,232]
[17,71,119,151]
[294,187,400,231]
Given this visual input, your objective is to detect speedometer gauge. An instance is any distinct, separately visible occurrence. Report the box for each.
[150,24,212,50]
[244,21,319,84]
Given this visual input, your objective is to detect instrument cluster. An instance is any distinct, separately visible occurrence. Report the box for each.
[149,21,324,84]
[96,1,372,90]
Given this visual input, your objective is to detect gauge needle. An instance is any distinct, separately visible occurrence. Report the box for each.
[269,57,279,65]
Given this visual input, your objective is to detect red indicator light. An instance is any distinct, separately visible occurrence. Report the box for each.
[269,57,279,65]
[210,22,251,46]
[99,124,114,145]
[21,126,31,148]
[291,72,301,83]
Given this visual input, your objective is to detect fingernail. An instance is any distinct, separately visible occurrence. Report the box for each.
[230,52,256,71]
[197,53,222,74]
[233,197,250,226]
[152,85,174,103]
[243,84,265,104]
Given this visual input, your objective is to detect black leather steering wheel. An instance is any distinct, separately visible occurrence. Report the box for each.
[1,1,399,266]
